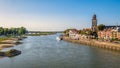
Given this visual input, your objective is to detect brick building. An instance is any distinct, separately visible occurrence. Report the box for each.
[98,27,120,40]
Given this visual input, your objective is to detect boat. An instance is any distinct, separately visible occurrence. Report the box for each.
[56,37,62,41]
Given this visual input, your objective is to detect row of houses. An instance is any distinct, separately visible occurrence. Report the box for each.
[98,27,120,40]
[68,29,94,40]
[68,27,120,40]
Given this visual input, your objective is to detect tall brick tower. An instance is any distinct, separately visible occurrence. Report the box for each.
[92,14,97,32]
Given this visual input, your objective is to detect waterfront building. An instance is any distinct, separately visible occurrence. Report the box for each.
[98,28,112,40]
[79,34,94,40]
[118,32,120,39]
[98,27,120,40]
[105,25,120,29]
[116,27,120,39]
[68,29,79,40]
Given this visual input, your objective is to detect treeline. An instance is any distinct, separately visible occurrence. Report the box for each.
[0,27,27,36]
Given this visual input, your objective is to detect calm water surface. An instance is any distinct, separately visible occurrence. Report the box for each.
[0,34,120,68]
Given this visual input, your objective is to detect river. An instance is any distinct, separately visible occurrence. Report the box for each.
[0,34,120,68]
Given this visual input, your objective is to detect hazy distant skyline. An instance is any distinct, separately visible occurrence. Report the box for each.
[0,0,120,31]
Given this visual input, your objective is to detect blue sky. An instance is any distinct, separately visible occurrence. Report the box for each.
[0,0,120,31]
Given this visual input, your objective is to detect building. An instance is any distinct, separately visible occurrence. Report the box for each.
[68,29,79,40]
[105,25,120,29]
[98,27,120,40]
[91,14,97,32]
[117,26,120,39]
[118,32,120,39]
[98,28,112,40]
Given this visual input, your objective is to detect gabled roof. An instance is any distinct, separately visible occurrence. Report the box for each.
[69,29,78,33]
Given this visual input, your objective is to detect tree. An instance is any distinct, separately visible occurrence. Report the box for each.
[86,30,93,35]
[98,24,105,31]
[3,28,8,35]
[0,27,4,35]
[64,28,76,36]
[10,28,16,35]
[0,27,27,36]
[78,29,93,35]
[18,27,27,35]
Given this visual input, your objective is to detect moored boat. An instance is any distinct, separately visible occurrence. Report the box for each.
[56,37,61,41]
[56,36,62,41]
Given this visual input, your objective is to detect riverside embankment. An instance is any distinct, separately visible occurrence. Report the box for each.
[62,36,120,51]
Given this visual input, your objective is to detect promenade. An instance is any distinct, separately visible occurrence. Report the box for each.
[63,36,120,51]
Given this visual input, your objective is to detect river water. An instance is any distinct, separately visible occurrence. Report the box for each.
[0,34,120,68]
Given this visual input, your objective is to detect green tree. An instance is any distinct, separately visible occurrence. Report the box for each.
[0,27,27,36]
[10,28,16,35]
[0,27,4,35]
[64,29,72,35]
[64,28,77,36]
[98,24,105,31]
[18,27,27,35]
[3,28,8,35]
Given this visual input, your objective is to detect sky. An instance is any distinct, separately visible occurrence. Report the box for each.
[0,0,120,31]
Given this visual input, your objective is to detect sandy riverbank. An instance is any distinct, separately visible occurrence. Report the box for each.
[0,38,19,50]
[62,36,120,51]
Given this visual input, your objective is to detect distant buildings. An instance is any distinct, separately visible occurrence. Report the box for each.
[105,25,120,29]
[67,14,120,41]
[68,29,91,40]
[98,27,120,40]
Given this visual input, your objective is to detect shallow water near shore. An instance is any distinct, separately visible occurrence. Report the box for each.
[0,34,120,68]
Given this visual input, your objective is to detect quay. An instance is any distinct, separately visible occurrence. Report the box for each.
[62,36,120,51]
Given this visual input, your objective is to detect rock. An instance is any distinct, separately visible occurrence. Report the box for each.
[0,49,21,57]
[0,52,5,56]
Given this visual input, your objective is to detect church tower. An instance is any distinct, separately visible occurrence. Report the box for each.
[92,14,97,32]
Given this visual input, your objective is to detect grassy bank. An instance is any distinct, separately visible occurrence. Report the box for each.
[0,37,10,42]
[0,35,26,50]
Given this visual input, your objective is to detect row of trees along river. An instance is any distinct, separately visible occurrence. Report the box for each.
[0,27,27,36]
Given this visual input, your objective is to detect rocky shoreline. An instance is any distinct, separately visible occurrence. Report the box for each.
[0,36,27,57]
[62,36,120,51]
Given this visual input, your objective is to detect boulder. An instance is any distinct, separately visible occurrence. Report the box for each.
[0,49,21,57]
